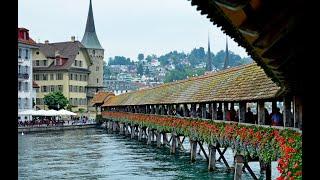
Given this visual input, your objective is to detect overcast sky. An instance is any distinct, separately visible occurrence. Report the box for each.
[18,0,249,62]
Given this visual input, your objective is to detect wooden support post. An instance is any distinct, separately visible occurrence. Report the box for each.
[130,125,135,139]
[234,155,244,180]
[257,101,265,125]
[239,102,246,123]
[155,105,160,115]
[183,104,188,117]
[160,105,165,115]
[265,161,271,180]
[208,144,216,171]
[201,103,207,119]
[162,132,169,146]
[171,132,177,154]
[147,128,152,145]
[293,96,302,129]
[283,96,292,127]
[151,129,155,142]
[272,101,277,111]
[212,103,217,120]
[138,126,143,141]
[198,141,209,161]
[156,131,162,148]
[124,123,129,136]
[223,102,228,120]
[112,121,116,132]
[190,139,197,162]
[119,123,124,135]
[190,103,196,118]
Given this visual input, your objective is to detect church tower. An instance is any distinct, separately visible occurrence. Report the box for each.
[82,0,104,112]
[206,34,213,72]
[223,36,229,70]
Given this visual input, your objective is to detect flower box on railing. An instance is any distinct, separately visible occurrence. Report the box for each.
[102,111,302,179]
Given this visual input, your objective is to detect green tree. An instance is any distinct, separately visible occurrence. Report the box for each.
[108,56,133,65]
[138,53,144,61]
[137,63,144,76]
[43,91,69,110]
[145,67,150,75]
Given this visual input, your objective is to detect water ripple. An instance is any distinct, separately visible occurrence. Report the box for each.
[19,128,279,179]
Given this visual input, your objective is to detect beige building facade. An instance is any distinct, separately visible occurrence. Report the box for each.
[33,39,92,112]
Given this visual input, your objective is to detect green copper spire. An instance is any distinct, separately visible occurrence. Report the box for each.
[223,36,229,69]
[81,0,103,49]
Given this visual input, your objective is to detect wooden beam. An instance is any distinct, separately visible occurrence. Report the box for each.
[239,102,246,123]
[257,101,265,125]
[283,96,292,127]
[223,102,228,120]
[243,162,258,180]
[212,102,217,120]
[293,96,302,129]
[201,103,207,119]
[198,141,209,161]
[217,147,228,161]
[217,147,230,169]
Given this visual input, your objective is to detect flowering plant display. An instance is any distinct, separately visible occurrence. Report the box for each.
[102,111,302,179]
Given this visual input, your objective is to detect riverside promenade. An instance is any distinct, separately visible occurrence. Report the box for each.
[18,122,97,133]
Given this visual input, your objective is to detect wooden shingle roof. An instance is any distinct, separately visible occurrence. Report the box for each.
[102,63,281,107]
[91,92,115,105]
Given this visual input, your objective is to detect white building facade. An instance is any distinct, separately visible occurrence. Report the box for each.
[18,28,38,120]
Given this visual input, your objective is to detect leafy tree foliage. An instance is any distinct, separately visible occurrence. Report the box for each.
[138,53,144,61]
[108,56,134,65]
[137,63,144,76]
[44,91,69,110]
[164,67,205,83]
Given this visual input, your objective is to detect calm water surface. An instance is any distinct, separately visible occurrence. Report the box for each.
[18,128,279,179]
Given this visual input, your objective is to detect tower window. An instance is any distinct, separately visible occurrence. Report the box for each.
[96,66,99,71]
[92,50,95,55]
[97,78,99,83]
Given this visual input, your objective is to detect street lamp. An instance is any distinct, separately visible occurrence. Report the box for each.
[57,103,60,110]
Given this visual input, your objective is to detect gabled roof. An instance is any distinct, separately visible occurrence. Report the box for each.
[34,41,92,71]
[18,27,38,47]
[102,63,282,107]
[91,92,115,105]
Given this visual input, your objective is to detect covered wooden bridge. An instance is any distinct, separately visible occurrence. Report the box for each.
[97,63,301,129]
[93,63,302,179]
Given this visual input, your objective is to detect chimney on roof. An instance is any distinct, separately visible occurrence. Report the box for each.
[45,40,49,44]
[71,36,75,42]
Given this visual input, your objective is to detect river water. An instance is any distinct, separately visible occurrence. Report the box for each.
[18,128,279,179]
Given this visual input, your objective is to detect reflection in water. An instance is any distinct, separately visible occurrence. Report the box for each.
[18,128,279,179]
